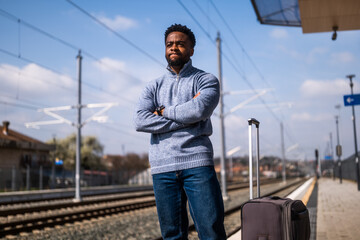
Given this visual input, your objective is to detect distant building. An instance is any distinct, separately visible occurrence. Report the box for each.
[102,154,149,185]
[0,121,54,189]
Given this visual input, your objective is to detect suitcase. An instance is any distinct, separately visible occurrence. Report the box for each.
[241,118,310,240]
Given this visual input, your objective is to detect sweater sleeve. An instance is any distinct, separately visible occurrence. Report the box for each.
[134,82,188,134]
[163,73,220,124]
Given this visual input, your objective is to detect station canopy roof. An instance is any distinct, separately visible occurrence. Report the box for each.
[251,0,360,33]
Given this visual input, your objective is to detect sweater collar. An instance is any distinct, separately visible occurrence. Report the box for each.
[166,59,193,76]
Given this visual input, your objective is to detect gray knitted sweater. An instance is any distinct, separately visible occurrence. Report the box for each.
[134,60,220,174]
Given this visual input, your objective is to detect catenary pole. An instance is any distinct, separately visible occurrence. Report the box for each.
[75,50,82,202]
[217,32,228,199]
[280,122,286,182]
[346,74,360,191]
[335,115,342,183]
[329,132,334,161]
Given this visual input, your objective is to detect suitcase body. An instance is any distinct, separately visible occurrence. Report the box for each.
[241,118,310,240]
[241,196,310,240]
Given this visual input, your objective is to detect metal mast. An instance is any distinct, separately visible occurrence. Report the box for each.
[280,122,286,182]
[217,32,228,199]
[335,115,342,183]
[346,74,360,191]
[75,50,82,202]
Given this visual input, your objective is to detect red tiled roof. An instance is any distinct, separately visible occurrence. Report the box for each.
[1,126,42,143]
[0,123,54,151]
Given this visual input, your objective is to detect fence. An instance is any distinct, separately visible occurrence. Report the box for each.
[0,166,152,192]
[0,158,316,192]
[333,153,359,181]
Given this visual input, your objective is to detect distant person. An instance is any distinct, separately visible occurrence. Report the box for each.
[134,24,226,239]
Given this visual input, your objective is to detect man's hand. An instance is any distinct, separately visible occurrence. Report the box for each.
[153,93,199,116]
[154,105,165,116]
[154,108,165,115]
[193,92,200,99]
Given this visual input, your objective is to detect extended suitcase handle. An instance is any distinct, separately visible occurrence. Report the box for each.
[248,118,260,200]
[248,118,260,128]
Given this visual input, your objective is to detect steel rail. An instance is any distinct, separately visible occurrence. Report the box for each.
[0,178,302,238]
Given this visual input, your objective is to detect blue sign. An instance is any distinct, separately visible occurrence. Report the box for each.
[55,159,63,165]
[343,94,360,106]
[324,155,333,160]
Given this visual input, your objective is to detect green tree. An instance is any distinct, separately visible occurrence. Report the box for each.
[107,153,149,171]
[47,134,104,170]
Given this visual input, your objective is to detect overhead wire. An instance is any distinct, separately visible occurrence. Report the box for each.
[0,51,136,111]
[0,7,143,142]
[210,0,298,147]
[65,0,165,68]
[0,53,76,93]
[0,91,48,108]
[178,0,301,154]
[177,0,281,122]
[1,7,144,91]
[191,0,246,77]
[210,0,299,150]
[0,100,38,110]
[176,0,214,44]
[0,48,113,106]
[0,8,138,105]
[0,48,68,79]
[0,48,97,105]
[208,0,285,119]
[208,0,272,89]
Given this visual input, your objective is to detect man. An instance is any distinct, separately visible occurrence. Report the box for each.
[134,24,226,240]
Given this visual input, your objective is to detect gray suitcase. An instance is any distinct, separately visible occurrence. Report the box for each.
[241,118,310,240]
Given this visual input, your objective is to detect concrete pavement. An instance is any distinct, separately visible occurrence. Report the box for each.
[316,178,360,240]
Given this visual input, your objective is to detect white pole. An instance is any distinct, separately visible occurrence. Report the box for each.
[217,32,228,199]
[281,122,286,182]
[248,123,253,200]
[74,50,82,202]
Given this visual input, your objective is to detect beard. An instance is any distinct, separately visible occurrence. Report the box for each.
[166,53,191,68]
[166,57,186,67]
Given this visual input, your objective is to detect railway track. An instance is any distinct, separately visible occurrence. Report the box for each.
[0,178,278,217]
[0,178,304,238]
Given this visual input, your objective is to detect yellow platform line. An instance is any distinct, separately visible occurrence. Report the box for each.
[302,178,317,205]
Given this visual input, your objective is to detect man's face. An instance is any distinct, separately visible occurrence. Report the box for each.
[165,31,194,68]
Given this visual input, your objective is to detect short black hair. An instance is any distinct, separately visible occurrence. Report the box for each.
[164,24,196,48]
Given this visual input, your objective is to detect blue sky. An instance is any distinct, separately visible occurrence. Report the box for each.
[1,0,359,162]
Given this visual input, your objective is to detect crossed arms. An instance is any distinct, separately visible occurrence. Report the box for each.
[134,76,219,134]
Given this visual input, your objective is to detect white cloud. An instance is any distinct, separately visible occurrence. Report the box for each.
[98,14,138,31]
[224,114,247,132]
[277,45,328,64]
[300,78,350,97]
[291,112,332,122]
[91,57,142,92]
[270,28,289,39]
[0,63,75,95]
[276,45,301,59]
[88,57,159,108]
[330,51,355,63]
[306,47,328,64]
[94,57,126,73]
[92,57,163,89]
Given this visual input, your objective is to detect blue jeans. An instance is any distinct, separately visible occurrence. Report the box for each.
[152,166,226,240]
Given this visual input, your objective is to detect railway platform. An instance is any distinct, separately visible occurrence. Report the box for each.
[316,178,360,240]
[229,177,360,240]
